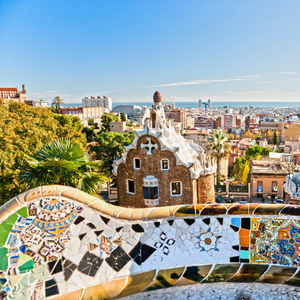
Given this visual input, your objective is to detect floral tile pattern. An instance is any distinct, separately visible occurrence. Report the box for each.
[1,190,300,299]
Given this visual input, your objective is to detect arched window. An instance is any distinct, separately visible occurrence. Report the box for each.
[161,159,169,170]
[133,158,141,170]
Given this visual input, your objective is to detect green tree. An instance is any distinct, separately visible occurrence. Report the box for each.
[120,113,127,122]
[52,96,65,112]
[207,129,231,183]
[273,132,278,145]
[233,157,250,184]
[245,146,272,160]
[20,139,109,195]
[0,101,86,204]
[90,131,135,175]
[101,113,120,132]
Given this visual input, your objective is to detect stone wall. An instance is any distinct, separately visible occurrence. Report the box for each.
[117,135,196,207]
[2,186,300,299]
[197,173,215,203]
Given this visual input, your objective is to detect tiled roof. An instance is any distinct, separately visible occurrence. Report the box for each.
[0,87,18,91]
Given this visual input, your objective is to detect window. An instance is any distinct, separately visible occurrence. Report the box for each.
[161,159,169,170]
[143,186,159,199]
[272,181,278,192]
[257,181,263,193]
[171,182,182,196]
[127,180,135,194]
[134,158,141,170]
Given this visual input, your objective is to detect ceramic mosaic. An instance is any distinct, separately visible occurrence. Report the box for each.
[1,186,300,299]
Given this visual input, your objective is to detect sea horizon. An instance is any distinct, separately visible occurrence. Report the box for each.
[64,101,300,109]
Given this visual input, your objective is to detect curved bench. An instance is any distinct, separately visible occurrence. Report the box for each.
[1,185,300,299]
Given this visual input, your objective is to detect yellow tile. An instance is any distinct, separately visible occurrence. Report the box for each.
[147,207,170,220]
[85,194,100,206]
[54,185,70,196]
[117,270,156,298]
[169,205,180,216]
[142,208,154,220]
[60,187,78,200]
[50,288,83,300]
[0,207,9,222]
[116,209,132,220]
[173,205,196,217]
[131,209,143,220]
[88,200,106,212]
[101,203,115,217]
[145,267,185,291]
[82,277,127,300]
[41,185,56,197]
[16,192,26,205]
[74,190,89,203]
[113,206,130,218]
[4,199,21,214]
[24,187,42,202]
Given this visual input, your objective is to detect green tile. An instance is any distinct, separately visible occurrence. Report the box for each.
[18,259,34,274]
[0,248,8,270]
[3,214,18,225]
[17,207,28,218]
[0,214,18,247]
[0,248,8,256]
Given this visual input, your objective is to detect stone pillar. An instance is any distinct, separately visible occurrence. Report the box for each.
[198,174,215,204]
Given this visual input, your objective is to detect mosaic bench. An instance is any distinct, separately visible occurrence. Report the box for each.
[1,185,300,299]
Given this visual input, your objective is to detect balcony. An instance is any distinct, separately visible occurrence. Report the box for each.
[144,198,159,207]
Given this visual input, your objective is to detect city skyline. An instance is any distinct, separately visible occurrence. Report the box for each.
[1,1,300,103]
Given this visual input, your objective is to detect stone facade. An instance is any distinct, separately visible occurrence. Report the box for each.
[113,91,217,208]
[198,174,215,203]
[116,135,196,208]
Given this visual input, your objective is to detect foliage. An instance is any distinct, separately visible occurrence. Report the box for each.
[245,146,272,160]
[52,96,65,112]
[0,101,86,204]
[120,113,126,122]
[88,118,95,126]
[20,139,109,195]
[90,131,135,175]
[233,157,250,184]
[207,129,231,183]
[273,132,278,145]
[227,133,235,140]
[101,113,120,132]
[243,130,256,139]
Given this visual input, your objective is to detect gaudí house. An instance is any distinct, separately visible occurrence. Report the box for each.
[112,91,217,208]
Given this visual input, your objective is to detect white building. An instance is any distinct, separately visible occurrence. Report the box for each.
[82,96,112,111]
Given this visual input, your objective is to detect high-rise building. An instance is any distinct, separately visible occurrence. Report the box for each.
[207,99,211,108]
[165,108,187,128]
[199,99,202,108]
[82,96,112,111]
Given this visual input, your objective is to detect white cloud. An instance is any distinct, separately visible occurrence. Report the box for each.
[242,75,260,79]
[148,78,247,88]
[278,72,298,75]
[226,90,280,95]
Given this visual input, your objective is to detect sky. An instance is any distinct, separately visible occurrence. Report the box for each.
[0,0,300,103]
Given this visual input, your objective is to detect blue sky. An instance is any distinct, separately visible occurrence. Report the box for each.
[0,0,300,103]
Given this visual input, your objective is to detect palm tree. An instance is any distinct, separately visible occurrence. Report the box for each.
[207,129,231,183]
[20,139,110,196]
[52,96,65,112]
